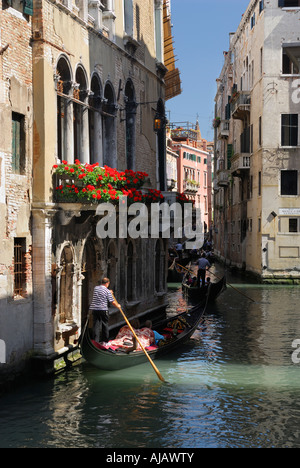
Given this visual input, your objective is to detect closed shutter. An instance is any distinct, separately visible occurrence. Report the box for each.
[227,144,233,170]
[23,0,33,16]
[12,114,21,174]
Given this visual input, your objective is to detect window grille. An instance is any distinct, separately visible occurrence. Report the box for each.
[14,239,25,297]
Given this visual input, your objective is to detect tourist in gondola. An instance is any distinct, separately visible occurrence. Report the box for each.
[89,277,121,343]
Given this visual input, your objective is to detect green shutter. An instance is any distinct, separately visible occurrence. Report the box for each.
[12,115,21,174]
[227,144,234,170]
[23,0,33,16]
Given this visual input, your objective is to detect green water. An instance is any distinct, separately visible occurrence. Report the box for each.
[1,268,300,448]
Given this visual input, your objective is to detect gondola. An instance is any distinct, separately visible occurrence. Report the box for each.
[167,256,191,283]
[182,274,226,303]
[80,293,209,372]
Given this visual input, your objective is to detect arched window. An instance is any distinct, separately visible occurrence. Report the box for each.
[59,245,74,324]
[127,241,134,302]
[107,240,117,292]
[155,240,161,292]
[125,79,137,170]
[74,65,89,163]
[89,73,103,165]
[155,239,166,293]
[56,56,73,163]
[81,238,97,327]
[103,82,117,168]
[156,98,166,191]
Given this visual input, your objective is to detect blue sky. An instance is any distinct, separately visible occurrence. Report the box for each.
[166,0,251,141]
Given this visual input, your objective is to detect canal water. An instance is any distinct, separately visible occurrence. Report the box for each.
[1,266,300,448]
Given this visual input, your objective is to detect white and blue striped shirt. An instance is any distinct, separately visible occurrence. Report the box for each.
[90,285,114,311]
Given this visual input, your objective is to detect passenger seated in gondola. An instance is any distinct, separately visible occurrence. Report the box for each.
[186,273,193,285]
[114,319,139,343]
[108,319,156,352]
[144,320,165,346]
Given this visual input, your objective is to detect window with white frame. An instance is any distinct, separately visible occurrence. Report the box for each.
[281,114,298,146]
[282,45,300,75]
[279,0,300,7]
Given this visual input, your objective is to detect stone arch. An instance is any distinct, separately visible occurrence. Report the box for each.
[107,239,118,292]
[81,235,105,326]
[74,64,89,163]
[89,72,103,165]
[125,78,137,170]
[126,239,136,302]
[155,238,166,293]
[58,244,75,325]
[103,80,117,168]
[56,55,73,162]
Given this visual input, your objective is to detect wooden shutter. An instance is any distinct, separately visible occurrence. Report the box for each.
[23,0,33,16]
[12,113,21,174]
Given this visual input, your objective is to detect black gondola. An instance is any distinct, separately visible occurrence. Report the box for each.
[182,274,226,303]
[80,293,210,372]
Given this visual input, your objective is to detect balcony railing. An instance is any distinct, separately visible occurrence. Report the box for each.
[183,180,199,193]
[171,128,198,141]
[218,170,230,187]
[218,120,230,138]
[231,92,251,120]
[230,153,251,176]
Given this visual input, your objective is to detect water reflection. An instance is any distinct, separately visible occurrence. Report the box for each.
[1,272,300,448]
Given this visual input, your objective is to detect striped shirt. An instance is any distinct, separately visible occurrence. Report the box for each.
[90,285,114,311]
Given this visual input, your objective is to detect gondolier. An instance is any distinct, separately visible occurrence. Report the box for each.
[196,254,211,288]
[90,277,120,343]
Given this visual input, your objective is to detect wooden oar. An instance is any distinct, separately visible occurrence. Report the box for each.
[112,293,166,383]
[176,262,256,304]
[207,270,256,303]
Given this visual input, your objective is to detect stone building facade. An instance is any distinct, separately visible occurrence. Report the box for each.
[214,0,300,283]
[170,122,212,235]
[0,0,181,377]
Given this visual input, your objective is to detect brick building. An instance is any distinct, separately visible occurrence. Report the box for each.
[0,0,181,377]
[0,0,34,375]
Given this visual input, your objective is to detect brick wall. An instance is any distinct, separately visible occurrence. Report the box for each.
[0,5,33,298]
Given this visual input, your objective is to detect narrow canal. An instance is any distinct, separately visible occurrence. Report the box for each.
[1,266,300,448]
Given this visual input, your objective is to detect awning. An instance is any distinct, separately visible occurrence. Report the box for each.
[163,0,182,100]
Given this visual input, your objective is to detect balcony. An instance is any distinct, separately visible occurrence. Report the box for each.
[213,178,219,192]
[230,153,251,177]
[231,92,251,120]
[183,180,199,193]
[171,127,198,141]
[218,170,230,187]
[218,120,230,139]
